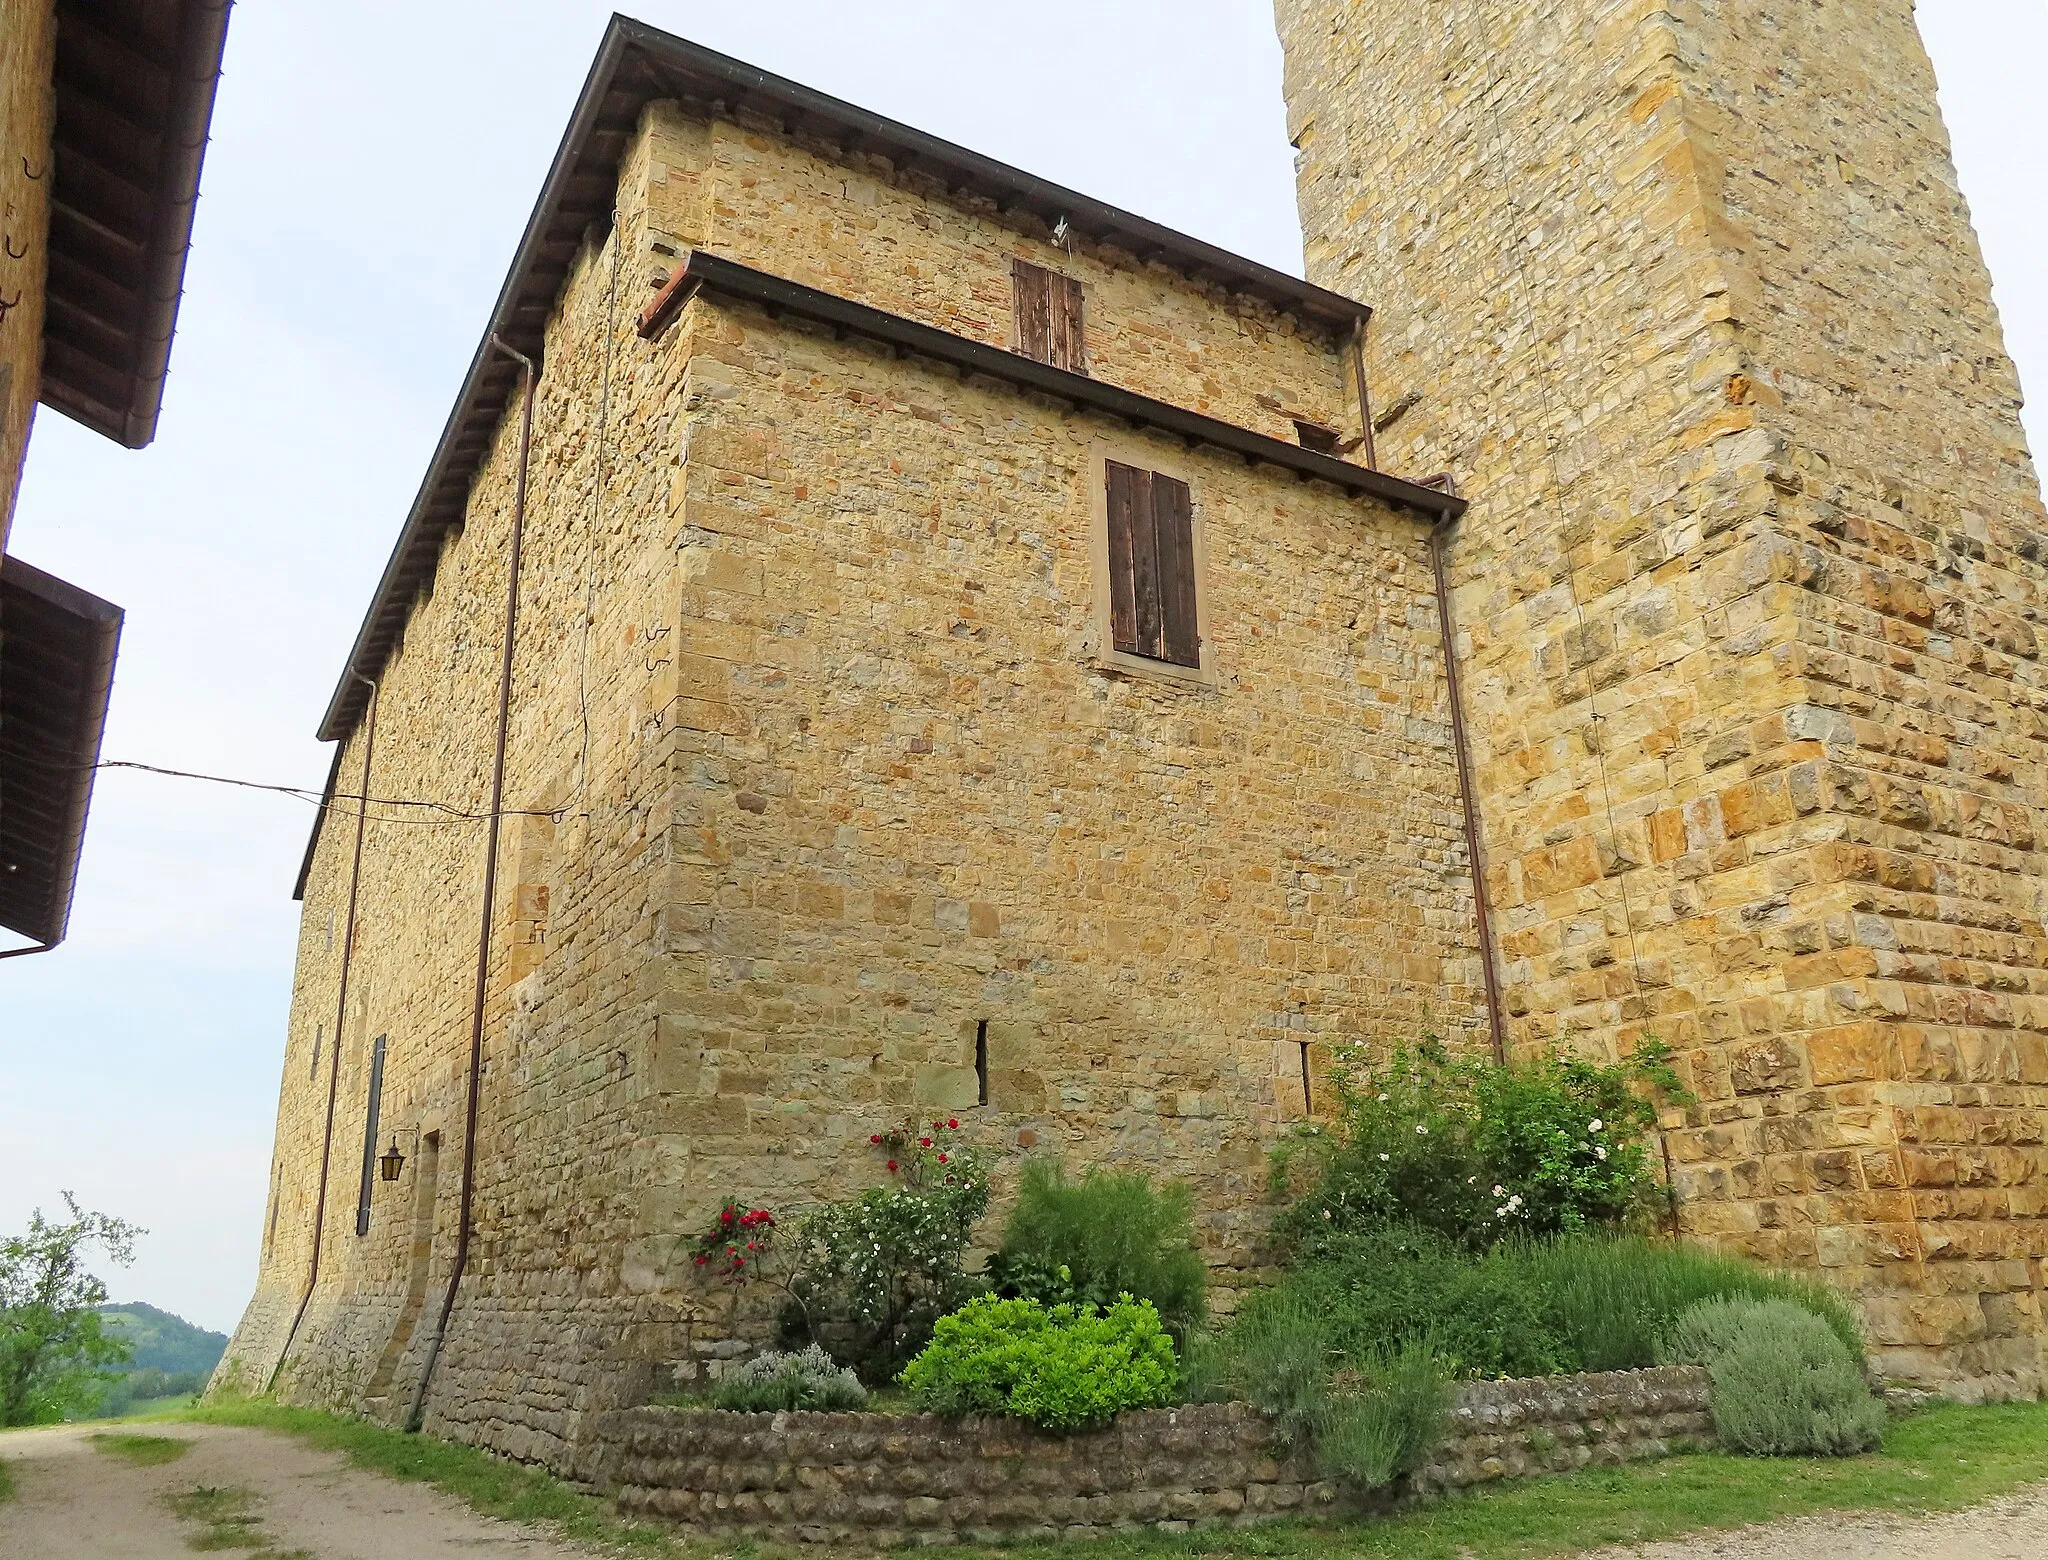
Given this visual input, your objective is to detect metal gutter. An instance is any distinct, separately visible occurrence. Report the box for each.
[652,250,1466,522]
[313,13,1381,746]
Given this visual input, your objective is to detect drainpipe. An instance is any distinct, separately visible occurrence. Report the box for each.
[407,335,537,1433]
[1428,514,1507,1064]
[268,672,380,1391]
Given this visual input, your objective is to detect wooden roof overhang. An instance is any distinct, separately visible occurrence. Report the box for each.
[40,0,233,448]
[0,560,123,948]
[314,13,1382,746]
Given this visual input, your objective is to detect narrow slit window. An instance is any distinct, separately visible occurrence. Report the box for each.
[1012,258,1086,374]
[1105,461,1200,668]
[310,1023,323,1081]
[355,1034,387,1237]
[1299,1041,1313,1116]
[975,1019,990,1108]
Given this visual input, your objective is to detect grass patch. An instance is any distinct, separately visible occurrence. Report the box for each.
[926,1400,2048,1559]
[164,1484,310,1555]
[174,1399,733,1556]
[90,1431,192,1466]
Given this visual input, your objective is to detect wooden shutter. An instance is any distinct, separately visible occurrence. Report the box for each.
[355,1033,386,1237]
[1105,461,1200,669]
[1013,259,1085,374]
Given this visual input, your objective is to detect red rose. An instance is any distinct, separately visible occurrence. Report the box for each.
[947,1119,959,1129]
[886,1160,898,1171]
[733,1255,745,1267]
[721,1208,734,1224]
[870,1134,882,1144]
[919,1137,933,1147]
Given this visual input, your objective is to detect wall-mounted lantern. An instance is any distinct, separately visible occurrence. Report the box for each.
[378,1127,421,1184]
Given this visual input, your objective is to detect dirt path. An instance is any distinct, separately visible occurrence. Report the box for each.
[0,1422,597,1559]
[1588,1479,2048,1559]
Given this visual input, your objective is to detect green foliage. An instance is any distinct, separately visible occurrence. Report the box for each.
[1202,1292,1449,1491]
[1278,1037,1685,1250]
[1247,1227,1572,1380]
[897,1294,1178,1431]
[95,1366,210,1417]
[0,1194,143,1425]
[785,1119,990,1383]
[1515,1234,1863,1370]
[1661,1297,1887,1457]
[1321,1339,1454,1490]
[709,1345,867,1412]
[1236,1227,1861,1383]
[95,1303,229,1377]
[986,1159,1207,1341]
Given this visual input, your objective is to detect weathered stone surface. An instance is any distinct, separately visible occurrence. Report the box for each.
[216,66,1483,1459]
[1278,0,2048,1393]
[592,1370,1711,1543]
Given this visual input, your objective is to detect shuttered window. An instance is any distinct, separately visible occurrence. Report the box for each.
[1012,258,1085,373]
[1105,461,1200,668]
[355,1034,387,1237]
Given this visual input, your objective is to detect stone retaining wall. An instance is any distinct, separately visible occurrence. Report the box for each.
[1417,1365,1714,1495]
[591,1365,1715,1544]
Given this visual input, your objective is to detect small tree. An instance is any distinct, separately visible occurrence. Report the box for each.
[0,1194,143,1425]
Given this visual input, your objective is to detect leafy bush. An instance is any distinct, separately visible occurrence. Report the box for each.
[1227,1227,1862,1383]
[710,1345,867,1412]
[784,1120,989,1383]
[1515,1234,1863,1370]
[1203,1293,1449,1491]
[1321,1339,1453,1490]
[897,1294,1178,1431]
[986,1160,1207,1341]
[1661,1297,1886,1456]
[1277,1037,1685,1250]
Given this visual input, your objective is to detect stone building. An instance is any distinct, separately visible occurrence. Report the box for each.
[221,3,2048,1459]
[218,20,1480,1459]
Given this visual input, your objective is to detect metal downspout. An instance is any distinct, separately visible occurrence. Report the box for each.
[406,335,536,1433]
[268,672,380,1391]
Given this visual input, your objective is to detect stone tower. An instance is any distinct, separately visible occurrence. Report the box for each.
[1276,0,2048,1391]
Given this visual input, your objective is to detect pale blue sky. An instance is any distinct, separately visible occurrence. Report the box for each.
[3,2,2044,1334]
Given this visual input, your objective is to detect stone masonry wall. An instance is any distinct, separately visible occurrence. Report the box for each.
[629,282,1481,1310]
[0,0,55,548]
[592,1368,1712,1544]
[1277,0,2048,1391]
[220,87,1483,1464]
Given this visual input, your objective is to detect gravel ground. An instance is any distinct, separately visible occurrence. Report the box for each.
[0,1421,593,1558]
[1586,1479,2048,1560]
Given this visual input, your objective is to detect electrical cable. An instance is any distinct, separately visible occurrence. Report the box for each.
[0,747,563,823]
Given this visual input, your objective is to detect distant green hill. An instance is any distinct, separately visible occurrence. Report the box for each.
[97,1303,229,1377]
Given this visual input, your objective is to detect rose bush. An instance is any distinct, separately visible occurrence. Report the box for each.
[783,1118,990,1382]
[1276,1036,1688,1249]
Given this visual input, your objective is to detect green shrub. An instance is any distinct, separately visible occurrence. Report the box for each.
[1212,1292,1336,1442]
[710,1346,867,1412]
[897,1294,1178,1431]
[1321,1339,1453,1490]
[1227,1228,1862,1383]
[1204,1294,1449,1491]
[1660,1297,1886,1457]
[784,1120,990,1383]
[1521,1234,1863,1370]
[1277,1037,1685,1250]
[986,1160,1207,1341]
